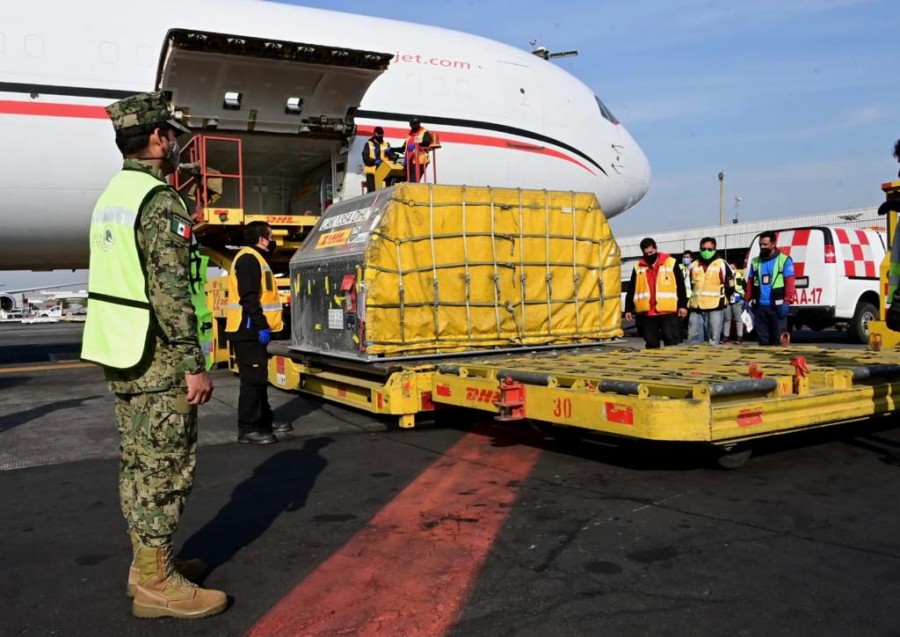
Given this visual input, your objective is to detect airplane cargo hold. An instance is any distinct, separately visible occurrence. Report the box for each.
[289,184,623,360]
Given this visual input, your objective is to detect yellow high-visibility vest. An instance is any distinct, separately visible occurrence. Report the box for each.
[633,256,678,314]
[363,139,393,175]
[224,247,284,333]
[886,224,900,306]
[689,259,727,310]
[190,246,214,369]
[750,252,789,305]
[406,128,431,166]
[82,170,188,369]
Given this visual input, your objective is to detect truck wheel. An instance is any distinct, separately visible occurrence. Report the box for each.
[712,446,752,470]
[850,301,878,344]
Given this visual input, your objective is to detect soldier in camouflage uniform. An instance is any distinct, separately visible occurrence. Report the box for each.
[81,92,227,619]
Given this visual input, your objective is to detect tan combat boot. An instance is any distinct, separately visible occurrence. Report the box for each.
[126,531,207,597]
[131,544,228,619]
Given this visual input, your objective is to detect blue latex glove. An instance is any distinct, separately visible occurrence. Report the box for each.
[778,303,790,319]
[407,143,416,152]
[375,159,382,166]
[742,301,751,312]
[258,328,272,345]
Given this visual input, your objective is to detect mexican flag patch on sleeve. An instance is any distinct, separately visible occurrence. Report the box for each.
[169,214,192,240]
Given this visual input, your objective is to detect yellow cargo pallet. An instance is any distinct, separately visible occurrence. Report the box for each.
[268,345,439,429]
[431,345,900,448]
[268,342,900,460]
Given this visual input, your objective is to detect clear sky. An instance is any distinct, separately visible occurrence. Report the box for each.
[5,0,898,289]
[292,0,899,235]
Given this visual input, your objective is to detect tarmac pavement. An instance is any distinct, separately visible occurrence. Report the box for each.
[3,323,900,636]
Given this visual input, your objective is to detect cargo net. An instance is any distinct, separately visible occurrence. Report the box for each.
[361,184,623,355]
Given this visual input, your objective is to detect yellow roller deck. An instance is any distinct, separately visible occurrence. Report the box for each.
[432,345,900,445]
[270,342,900,456]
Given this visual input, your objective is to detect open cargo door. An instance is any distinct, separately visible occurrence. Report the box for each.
[156,28,392,137]
[154,30,394,270]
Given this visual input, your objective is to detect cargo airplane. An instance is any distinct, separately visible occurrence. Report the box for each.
[0,0,651,271]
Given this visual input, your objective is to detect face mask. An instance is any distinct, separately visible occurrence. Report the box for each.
[682,257,692,266]
[261,236,276,252]
[644,253,658,264]
[700,249,716,260]
[165,136,181,171]
[759,248,773,258]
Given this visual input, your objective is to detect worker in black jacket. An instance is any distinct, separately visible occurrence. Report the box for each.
[224,221,292,444]
[361,126,399,192]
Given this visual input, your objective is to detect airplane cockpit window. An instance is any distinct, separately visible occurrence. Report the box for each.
[595,95,619,125]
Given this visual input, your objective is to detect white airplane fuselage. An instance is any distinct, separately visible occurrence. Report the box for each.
[1,0,651,271]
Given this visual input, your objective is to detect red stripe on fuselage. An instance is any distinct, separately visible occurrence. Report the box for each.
[0,101,595,174]
[0,100,108,119]
[246,429,541,637]
[362,125,597,174]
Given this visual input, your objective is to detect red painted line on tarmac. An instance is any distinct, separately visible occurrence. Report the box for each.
[246,429,541,637]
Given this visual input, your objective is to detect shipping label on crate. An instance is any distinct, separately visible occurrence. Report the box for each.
[319,207,375,230]
[328,309,344,330]
[316,229,352,249]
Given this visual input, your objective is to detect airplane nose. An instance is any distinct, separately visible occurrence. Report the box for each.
[611,127,651,213]
[632,140,651,198]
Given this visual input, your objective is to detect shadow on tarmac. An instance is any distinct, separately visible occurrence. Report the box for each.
[0,395,104,433]
[0,342,81,365]
[179,437,334,574]
[449,412,900,472]
[272,394,318,425]
[0,375,28,393]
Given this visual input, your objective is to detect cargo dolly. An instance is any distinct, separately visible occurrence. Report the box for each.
[268,342,900,467]
[264,183,900,467]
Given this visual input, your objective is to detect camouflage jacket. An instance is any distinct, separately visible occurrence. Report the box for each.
[106,159,204,394]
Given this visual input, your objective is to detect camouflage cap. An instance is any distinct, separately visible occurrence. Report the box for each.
[106,91,190,135]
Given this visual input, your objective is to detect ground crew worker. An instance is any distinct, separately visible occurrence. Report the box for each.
[189,239,214,369]
[679,249,694,342]
[405,117,433,182]
[687,237,734,345]
[721,262,746,344]
[185,168,220,368]
[225,221,291,444]
[744,230,796,345]
[361,126,397,192]
[80,91,227,619]
[624,237,688,349]
[880,139,900,331]
[894,138,900,179]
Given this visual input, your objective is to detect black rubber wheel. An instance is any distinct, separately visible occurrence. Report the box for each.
[714,447,752,470]
[849,301,878,345]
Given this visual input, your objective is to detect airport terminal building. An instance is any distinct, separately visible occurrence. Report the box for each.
[615,205,881,267]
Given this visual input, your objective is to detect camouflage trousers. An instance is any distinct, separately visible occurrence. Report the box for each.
[114,388,197,548]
